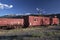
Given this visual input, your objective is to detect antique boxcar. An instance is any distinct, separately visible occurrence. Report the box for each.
[23,15,42,27]
[0,18,24,29]
[29,15,42,27]
[24,15,51,27]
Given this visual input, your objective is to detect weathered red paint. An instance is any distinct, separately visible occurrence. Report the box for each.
[52,16,59,25]
[28,15,51,26]
[0,15,59,29]
[0,18,24,26]
[29,16,43,26]
[42,17,50,25]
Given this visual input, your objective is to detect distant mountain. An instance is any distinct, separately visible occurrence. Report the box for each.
[0,14,24,18]
[45,14,60,18]
[0,13,60,18]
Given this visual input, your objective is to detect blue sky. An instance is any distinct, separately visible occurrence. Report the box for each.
[0,0,60,16]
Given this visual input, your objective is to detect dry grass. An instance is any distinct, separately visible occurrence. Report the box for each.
[0,26,59,37]
[0,26,59,40]
[0,27,42,36]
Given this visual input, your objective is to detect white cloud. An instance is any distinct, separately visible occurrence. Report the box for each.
[0,3,13,9]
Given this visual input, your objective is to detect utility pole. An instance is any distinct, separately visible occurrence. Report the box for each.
[36,8,44,15]
[36,8,40,15]
[36,8,40,13]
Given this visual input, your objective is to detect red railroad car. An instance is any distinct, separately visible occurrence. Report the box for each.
[29,16,42,27]
[27,15,51,27]
[0,18,24,29]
